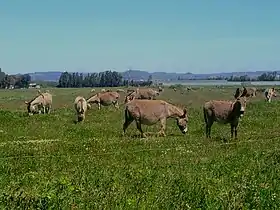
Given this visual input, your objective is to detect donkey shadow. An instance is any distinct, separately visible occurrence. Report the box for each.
[124,132,168,139]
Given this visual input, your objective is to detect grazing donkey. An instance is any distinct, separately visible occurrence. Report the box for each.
[74,96,88,122]
[239,86,256,98]
[87,91,120,110]
[245,87,257,97]
[124,88,160,103]
[127,89,135,94]
[25,90,52,115]
[264,88,277,103]
[116,88,125,93]
[123,99,188,138]
[203,87,248,139]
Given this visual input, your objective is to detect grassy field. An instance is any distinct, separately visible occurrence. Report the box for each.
[0,86,280,209]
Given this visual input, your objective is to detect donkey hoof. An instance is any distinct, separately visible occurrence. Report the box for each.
[157,132,166,137]
[141,133,147,138]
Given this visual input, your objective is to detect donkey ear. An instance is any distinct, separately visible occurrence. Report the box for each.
[240,87,248,97]
[37,90,44,97]
[24,101,29,104]
[182,108,187,117]
[234,88,240,99]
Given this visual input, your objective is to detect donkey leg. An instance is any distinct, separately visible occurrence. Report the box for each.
[230,124,238,139]
[234,123,239,139]
[81,114,85,123]
[135,120,146,138]
[47,105,51,114]
[38,105,44,114]
[45,106,49,114]
[123,118,134,136]
[205,124,209,138]
[98,102,101,110]
[158,118,166,137]
[230,124,234,139]
[114,101,119,109]
[207,125,212,138]
[206,121,213,138]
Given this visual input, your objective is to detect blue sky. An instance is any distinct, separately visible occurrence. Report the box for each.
[1,0,280,74]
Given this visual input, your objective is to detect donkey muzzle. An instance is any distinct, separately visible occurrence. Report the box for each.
[182,127,188,134]
[240,107,245,117]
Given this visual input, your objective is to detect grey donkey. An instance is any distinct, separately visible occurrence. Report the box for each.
[203,87,248,139]
[123,99,188,138]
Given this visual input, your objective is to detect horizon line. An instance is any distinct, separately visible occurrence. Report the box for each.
[3,69,280,75]
[28,69,280,75]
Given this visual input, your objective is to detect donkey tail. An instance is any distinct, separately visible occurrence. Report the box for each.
[78,99,85,114]
[124,106,129,121]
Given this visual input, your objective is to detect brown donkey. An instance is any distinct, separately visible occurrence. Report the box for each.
[124,88,160,103]
[86,91,120,110]
[74,96,88,122]
[123,99,188,138]
[203,87,248,139]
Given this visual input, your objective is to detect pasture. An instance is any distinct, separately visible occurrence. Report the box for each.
[0,87,280,209]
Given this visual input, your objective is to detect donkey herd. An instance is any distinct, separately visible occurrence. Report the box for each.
[24,86,277,139]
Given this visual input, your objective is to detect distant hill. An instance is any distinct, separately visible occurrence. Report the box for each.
[28,70,280,82]
[28,71,62,82]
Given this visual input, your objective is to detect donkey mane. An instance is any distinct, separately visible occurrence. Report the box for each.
[127,91,136,97]
[27,92,44,104]
[166,101,186,118]
[86,93,98,101]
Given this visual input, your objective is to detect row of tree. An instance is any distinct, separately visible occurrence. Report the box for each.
[0,68,31,89]
[58,71,123,88]
[57,70,153,88]
[227,72,279,82]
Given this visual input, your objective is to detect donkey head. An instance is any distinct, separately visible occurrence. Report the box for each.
[124,91,136,104]
[176,108,188,134]
[124,95,133,104]
[233,87,248,118]
[271,87,277,97]
[154,90,160,96]
[24,100,34,115]
[87,93,100,105]
[24,91,44,115]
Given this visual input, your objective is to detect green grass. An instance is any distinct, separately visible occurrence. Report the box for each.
[0,87,280,209]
